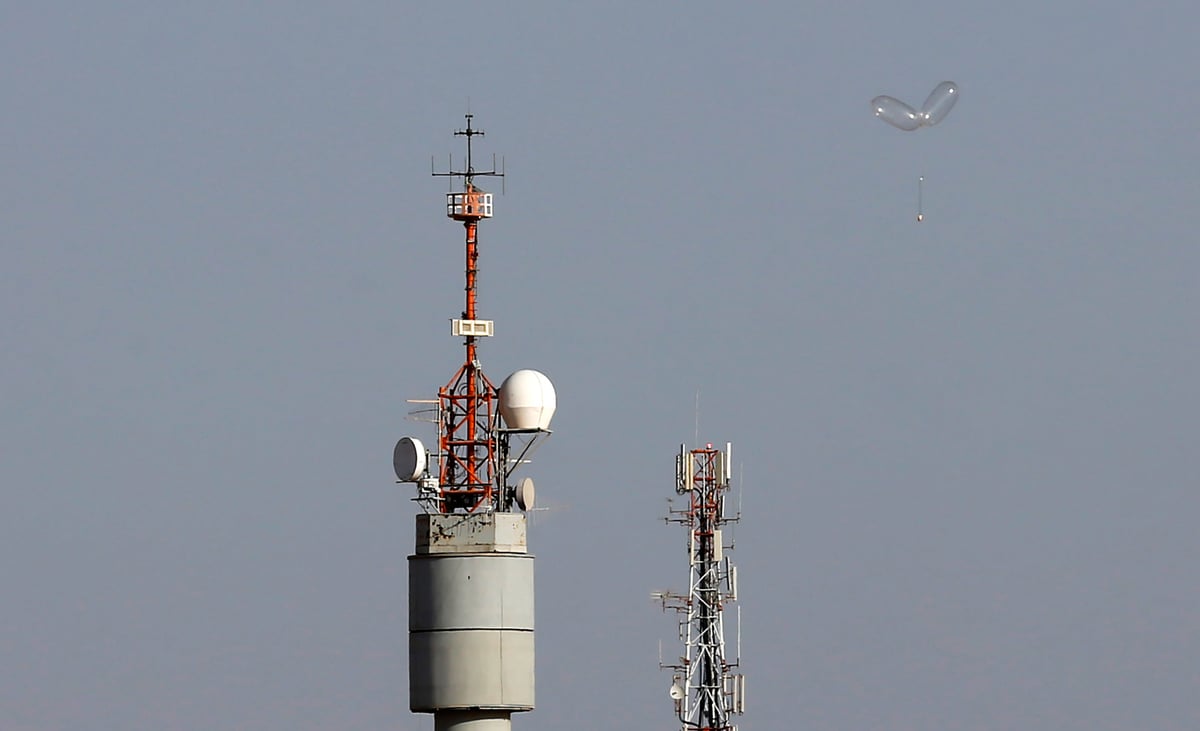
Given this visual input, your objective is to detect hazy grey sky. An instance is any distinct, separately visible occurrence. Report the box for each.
[3,2,1198,730]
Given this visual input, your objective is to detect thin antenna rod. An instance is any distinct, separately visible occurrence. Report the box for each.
[738,462,744,518]
[432,113,505,189]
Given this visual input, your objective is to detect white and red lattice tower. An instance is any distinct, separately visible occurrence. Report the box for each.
[433,112,503,514]
[656,443,746,731]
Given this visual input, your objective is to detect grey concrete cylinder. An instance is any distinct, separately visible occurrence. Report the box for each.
[409,515,535,713]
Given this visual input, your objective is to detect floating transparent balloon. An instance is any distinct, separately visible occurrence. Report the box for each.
[872,81,958,130]
[871,96,922,131]
[920,81,958,126]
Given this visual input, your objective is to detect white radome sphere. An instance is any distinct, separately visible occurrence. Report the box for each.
[499,369,556,430]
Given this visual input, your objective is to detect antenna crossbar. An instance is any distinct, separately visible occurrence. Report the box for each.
[432,113,506,187]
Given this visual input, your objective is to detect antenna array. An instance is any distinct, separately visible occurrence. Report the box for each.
[657,442,746,731]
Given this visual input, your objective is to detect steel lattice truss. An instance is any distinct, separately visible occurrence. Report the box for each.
[437,357,498,513]
[658,444,745,731]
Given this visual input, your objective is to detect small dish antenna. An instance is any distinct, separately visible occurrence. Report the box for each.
[393,436,427,482]
[515,477,536,511]
[669,683,685,700]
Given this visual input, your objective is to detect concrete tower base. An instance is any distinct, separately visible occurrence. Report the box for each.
[410,512,535,725]
[435,710,512,731]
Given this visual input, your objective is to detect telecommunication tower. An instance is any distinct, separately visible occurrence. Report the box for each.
[393,114,555,731]
[655,443,746,731]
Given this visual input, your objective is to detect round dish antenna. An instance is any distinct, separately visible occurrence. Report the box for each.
[393,436,427,482]
[669,683,685,700]
[515,477,536,511]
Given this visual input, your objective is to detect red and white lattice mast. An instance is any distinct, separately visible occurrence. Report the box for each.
[393,115,555,731]
[656,443,746,731]
[431,112,503,514]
